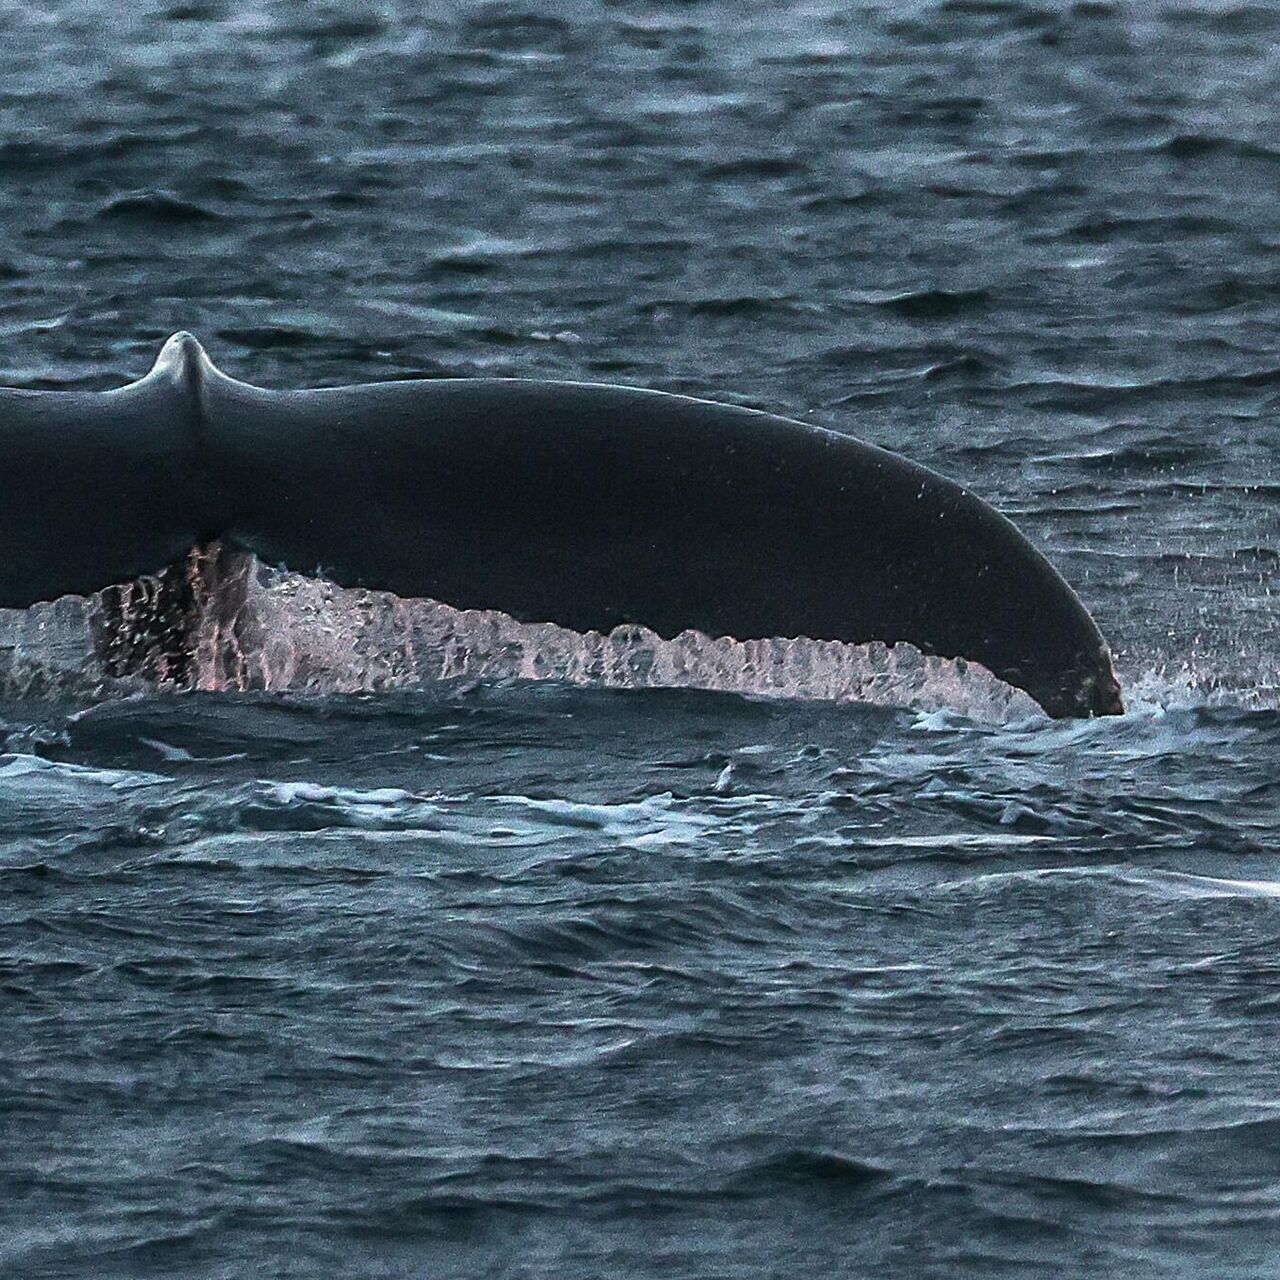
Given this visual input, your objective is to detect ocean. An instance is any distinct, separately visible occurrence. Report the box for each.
[1,2,1277,1276]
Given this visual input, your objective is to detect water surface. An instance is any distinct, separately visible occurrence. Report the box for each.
[1,2,1277,1276]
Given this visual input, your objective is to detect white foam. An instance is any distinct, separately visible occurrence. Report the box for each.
[0,753,167,788]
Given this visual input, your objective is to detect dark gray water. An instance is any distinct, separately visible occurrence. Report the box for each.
[1,2,1278,1276]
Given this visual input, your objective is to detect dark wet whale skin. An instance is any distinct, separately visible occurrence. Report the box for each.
[0,332,1121,717]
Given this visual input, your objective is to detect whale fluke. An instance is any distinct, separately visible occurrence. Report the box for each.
[0,333,1122,717]
[0,333,216,608]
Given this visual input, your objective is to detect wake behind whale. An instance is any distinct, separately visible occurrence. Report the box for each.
[0,333,1121,717]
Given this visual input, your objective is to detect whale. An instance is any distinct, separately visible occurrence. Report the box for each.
[0,332,1122,717]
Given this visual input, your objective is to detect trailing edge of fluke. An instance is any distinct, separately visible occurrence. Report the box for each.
[0,332,1122,717]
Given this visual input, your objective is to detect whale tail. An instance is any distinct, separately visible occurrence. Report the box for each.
[0,333,1122,717]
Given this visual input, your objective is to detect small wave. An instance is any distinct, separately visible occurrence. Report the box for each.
[664,295,805,319]
[948,866,1280,903]
[1155,872,1280,899]
[235,780,441,833]
[812,343,1009,387]
[1162,5,1280,35]
[293,15,387,47]
[799,188,884,212]
[862,288,992,320]
[1008,365,1280,411]
[727,1149,892,1191]
[215,325,333,350]
[1041,1113,1280,1170]
[938,0,1032,13]
[0,130,208,173]
[700,156,807,180]
[0,753,167,789]
[1069,443,1219,471]
[165,2,226,19]
[920,353,1008,384]
[493,793,717,848]
[87,192,224,226]
[1060,212,1240,243]
[433,234,569,271]
[459,10,573,53]
[1159,133,1280,163]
